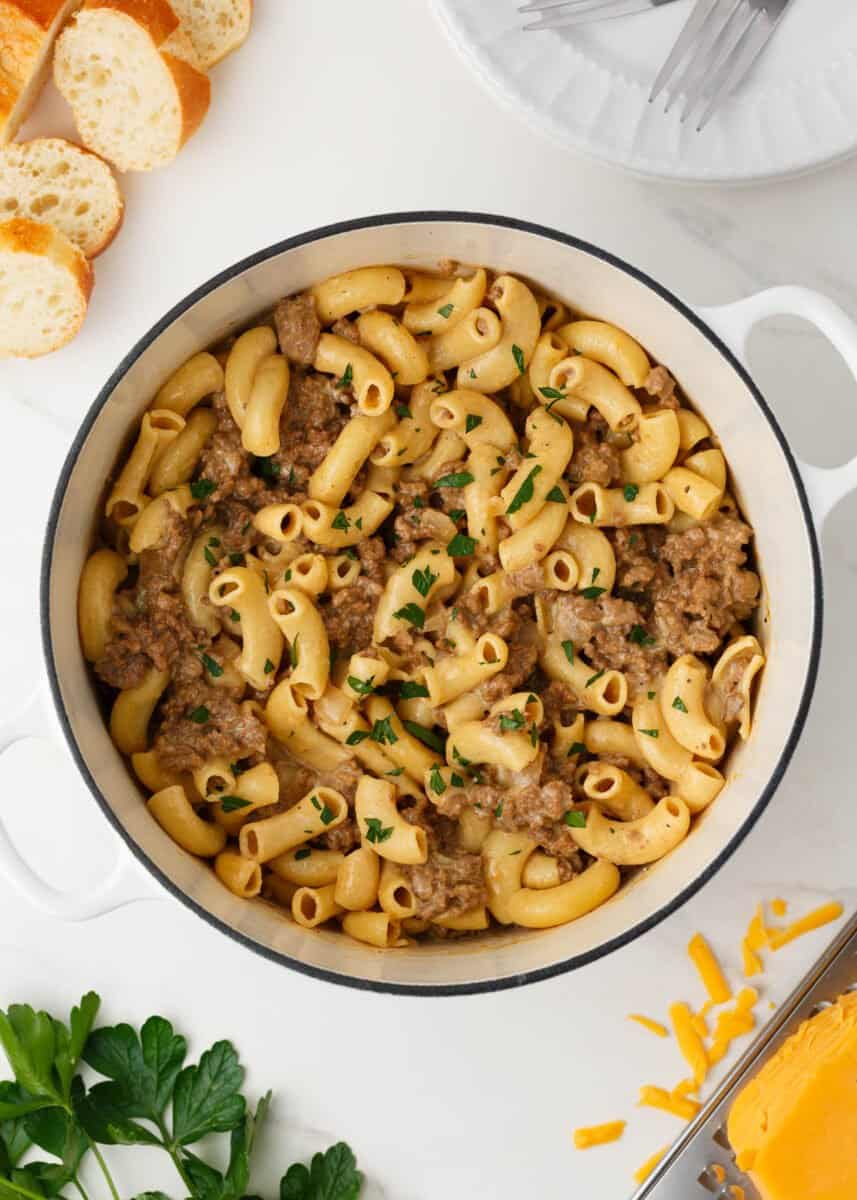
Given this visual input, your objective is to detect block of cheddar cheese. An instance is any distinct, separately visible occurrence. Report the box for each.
[727,990,857,1200]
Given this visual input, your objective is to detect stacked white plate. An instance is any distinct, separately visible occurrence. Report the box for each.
[431,0,857,182]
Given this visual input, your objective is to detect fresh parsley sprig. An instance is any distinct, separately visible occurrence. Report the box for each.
[0,995,362,1200]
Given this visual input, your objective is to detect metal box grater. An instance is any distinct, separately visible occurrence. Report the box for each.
[631,910,857,1200]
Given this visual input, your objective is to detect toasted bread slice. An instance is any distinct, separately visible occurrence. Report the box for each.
[0,217,93,357]
[53,0,211,172]
[0,0,82,141]
[168,0,250,69]
[0,137,123,256]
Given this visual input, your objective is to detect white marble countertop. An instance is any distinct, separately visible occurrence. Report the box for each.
[2,3,857,1197]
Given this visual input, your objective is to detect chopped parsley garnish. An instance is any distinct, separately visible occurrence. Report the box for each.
[228,551,244,566]
[402,720,445,753]
[294,847,311,860]
[200,652,223,678]
[399,680,429,700]
[203,545,217,568]
[647,690,656,700]
[465,413,483,434]
[432,379,449,394]
[539,386,565,401]
[623,483,639,502]
[287,465,296,488]
[395,403,412,420]
[434,470,474,489]
[369,716,399,745]
[506,464,543,516]
[412,566,438,597]
[412,495,425,509]
[629,625,656,646]
[187,705,210,724]
[447,532,477,557]
[347,674,375,695]
[344,546,359,560]
[393,602,425,629]
[585,669,605,688]
[672,696,689,713]
[335,362,353,390]
[437,302,454,319]
[230,609,240,622]
[447,508,466,523]
[529,724,538,747]
[219,796,250,813]
[345,729,369,746]
[264,657,275,675]
[365,817,394,844]
[331,510,350,532]
[494,800,504,819]
[567,741,586,757]
[563,810,587,828]
[561,639,575,665]
[545,485,566,503]
[591,567,601,582]
[190,478,216,500]
[310,795,321,811]
[511,343,526,375]
[319,804,334,825]
[580,586,606,600]
[498,708,525,732]
[429,765,446,795]
[386,766,405,776]
[469,368,477,379]
[451,772,464,788]
[639,728,659,738]
[452,746,471,767]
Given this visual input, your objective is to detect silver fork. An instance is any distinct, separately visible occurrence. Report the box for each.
[520,0,680,33]
[649,0,792,130]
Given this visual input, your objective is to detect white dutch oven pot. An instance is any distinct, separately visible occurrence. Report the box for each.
[4,214,857,994]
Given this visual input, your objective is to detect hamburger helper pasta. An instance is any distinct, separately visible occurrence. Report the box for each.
[78,263,765,948]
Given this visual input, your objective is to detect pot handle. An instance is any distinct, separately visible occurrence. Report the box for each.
[0,682,159,921]
[697,286,857,527]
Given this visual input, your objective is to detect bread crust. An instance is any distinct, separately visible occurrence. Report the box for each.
[0,0,81,141]
[0,216,94,357]
[161,50,210,149]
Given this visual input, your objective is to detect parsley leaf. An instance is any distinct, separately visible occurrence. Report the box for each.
[347,675,375,696]
[201,655,223,680]
[561,640,574,665]
[585,669,606,688]
[411,566,438,598]
[511,344,526,375]
[580,586,606,600]
[190,479,216,501]
[264,658,276,675]
[345,730,369,746]
[335,363,353,390]
[639,728,659,739]
[253,456,280,482]
[538,387,565,401]
[434,471,474,489]
[498,709,525,732]
[279,1141,363,1200]
[402,720,445,753]
[398,681,429,700]
[623,483,639,502]
[672,696,689,713]
[465,413,483,434]
[188,706,210,724]
[364,818,393,845]
[220,796,251,813]
[429,765,446,795]
[446,532,477,557]
[369,717,398,746]
[447,508,466,523]
[203,546,217,568]
[506,465,542,516]
[437,303,454,319]
[331,511,350,533]
[545,485,566,503]
[567,741,586,757]
[629,625,656,647]
[392,602,425,629]
[563,810,587,829]
[395,404,412,420]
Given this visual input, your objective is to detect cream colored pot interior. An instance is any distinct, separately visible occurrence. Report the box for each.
[46,218,818,991]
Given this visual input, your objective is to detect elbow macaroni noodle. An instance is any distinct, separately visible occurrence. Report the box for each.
[79,259,765,947]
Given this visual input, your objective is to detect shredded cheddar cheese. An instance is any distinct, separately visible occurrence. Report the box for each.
[691,1000,712,1040]
[708,988,758,1067]
[638,1084,701,1121]
[745,902,770,950]
[729,1186,746,1199]
[767,901,844,951]
[710,1163,726,1184]
[669,1001,709,1086]
[673,1077,698,1098]
[688,932,732,1005]
[770,898,788,917]
[628,1013,669,1038]
[742,937,763,978]
[573,1121,626,1149]
[633,1145,668,1184]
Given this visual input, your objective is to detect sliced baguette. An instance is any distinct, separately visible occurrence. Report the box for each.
[0,137,123,256]
[0,216,93,357]
[53,0,211,172]
[0,0,82,142]
[167,0,251,70]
